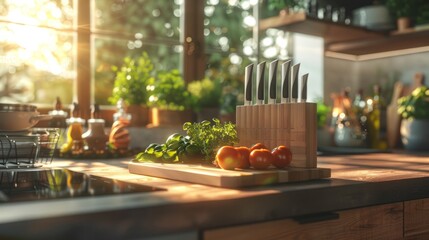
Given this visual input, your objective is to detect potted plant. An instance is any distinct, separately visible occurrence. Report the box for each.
[384,0,418,30]
[398,85,429,151]
[109,52,155,127]
[266,0,305,16]
[187,78,222,122]
[148,69,194,126]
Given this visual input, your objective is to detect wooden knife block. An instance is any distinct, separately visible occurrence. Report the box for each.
[236,102,317,168]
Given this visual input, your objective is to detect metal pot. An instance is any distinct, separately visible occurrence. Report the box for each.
[0,103,52,131]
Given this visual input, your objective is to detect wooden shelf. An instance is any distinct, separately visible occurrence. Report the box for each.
[260,12,429,59]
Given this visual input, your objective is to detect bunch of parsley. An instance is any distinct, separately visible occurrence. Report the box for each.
[183,118,238,163]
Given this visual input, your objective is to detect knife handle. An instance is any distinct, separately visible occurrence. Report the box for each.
[244,63,254,105]
[268,59,279,104]
[301,73,309,102]
[256,61,266,104]
[281,60,292,103]
[291,63,300,102]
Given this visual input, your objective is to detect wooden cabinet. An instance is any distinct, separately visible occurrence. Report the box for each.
[404,198,429,239]
[260,12,429,58]
[204,202,403,240]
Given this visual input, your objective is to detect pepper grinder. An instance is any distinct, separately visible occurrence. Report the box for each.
[82,104,108,154]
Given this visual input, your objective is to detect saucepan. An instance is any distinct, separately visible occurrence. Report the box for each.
[0,103,52,132]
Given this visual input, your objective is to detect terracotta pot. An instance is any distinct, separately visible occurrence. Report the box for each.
[127,105,149,127]
[397,17,411,31]
[150,108,195,126]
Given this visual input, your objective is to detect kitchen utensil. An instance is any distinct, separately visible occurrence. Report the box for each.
[256,61,266,105]
[386,82,404,149]
[0,103,52,132]
[268,59,279,104]
[281,60,292,103]
[301,73,309,102]
[291,64,300,102]
[244,63,254,106]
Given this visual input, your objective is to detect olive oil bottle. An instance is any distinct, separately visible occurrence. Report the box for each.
[367,85,387,149]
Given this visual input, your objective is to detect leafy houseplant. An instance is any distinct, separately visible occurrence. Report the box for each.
[266,0,305,14]
[397,86,429,150]
[148,69,192,111]
[110,52,154,106]
[148,69,194,126]
[188,78,222,121]
[109,52,155,126]
[384,0,418,30]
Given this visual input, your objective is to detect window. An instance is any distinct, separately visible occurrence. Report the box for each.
[0,0,75,104]
[0,0,292,119]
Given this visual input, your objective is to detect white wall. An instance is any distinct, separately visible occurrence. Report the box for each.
[292,33,324,102]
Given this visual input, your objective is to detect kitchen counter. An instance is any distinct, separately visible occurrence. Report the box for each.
[1,152,429,239]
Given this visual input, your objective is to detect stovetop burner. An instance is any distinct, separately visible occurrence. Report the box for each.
[0,169,164,203]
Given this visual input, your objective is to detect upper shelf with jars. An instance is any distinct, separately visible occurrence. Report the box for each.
[259,11,429,60]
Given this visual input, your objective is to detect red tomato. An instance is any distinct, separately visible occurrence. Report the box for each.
[235,146,251,169]
[272,145,292,169]
[249,149,273,170]
[250,143,268,151]
[216,146,240,170]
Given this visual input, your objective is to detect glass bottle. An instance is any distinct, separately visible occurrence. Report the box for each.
[82,104,107,154]
[61,102,85,155]
[367,85,387,149]
[353,89,368,146]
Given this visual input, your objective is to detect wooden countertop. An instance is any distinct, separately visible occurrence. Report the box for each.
[1,152,429,239]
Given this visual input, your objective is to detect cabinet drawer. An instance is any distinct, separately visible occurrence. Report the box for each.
[204,202,403,240]
[405,198,429,238]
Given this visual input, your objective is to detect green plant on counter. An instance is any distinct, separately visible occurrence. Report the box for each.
[109,52,155,105]
[183,119,238,162]
[317,101,331,129]
[136,119,238,164]
[398,86,429,119]
[187,78,222,112]
[383,0,418,18]
[266,0,305,12]
[148,69,192,111]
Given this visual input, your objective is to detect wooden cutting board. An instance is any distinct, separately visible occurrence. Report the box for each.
[386,82,404,149]
[128,161,331,188]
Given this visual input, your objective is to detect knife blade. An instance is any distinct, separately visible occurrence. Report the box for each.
[281,60,292,103]
[301,73,309,102]
[256,61,266,105]
[244,63,254,105]
[291,63,300,102]
[268,59,279,104]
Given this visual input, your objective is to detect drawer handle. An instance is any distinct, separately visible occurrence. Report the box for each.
[292,212,339,224]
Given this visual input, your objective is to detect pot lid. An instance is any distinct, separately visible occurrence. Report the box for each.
[0,103,37,112]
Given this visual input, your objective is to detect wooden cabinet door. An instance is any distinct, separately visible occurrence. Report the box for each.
[404,198,429,239]
[204,202,403,240]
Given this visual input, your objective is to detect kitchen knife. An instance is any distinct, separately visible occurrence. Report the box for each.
[268,59,279,104]
[301,73,309,102]
[256,61,266,105]
[291,63,300,102]
[281,60,292,103]
[244,63,254,105]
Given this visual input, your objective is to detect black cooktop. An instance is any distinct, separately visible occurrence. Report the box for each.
[0,169,164,203]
